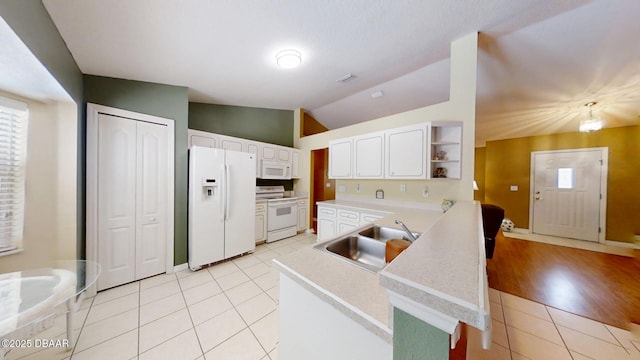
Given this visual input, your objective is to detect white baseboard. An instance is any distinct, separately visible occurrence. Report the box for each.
[604,240,640,250]
[173,263,188,273]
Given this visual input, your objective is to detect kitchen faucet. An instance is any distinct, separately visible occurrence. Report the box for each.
[395,220,417,243]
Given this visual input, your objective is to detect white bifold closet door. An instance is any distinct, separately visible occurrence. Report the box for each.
[97,113,167,291]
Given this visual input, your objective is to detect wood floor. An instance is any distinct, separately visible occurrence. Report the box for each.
[486,231,640,329]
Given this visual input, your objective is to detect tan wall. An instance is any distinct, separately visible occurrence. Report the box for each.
[0,93,77,273]
[473,147,486,202]
[478,125,639,243]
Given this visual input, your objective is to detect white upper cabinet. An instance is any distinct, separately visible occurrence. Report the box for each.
[220,135,243,152]
[353,131,384,178]
[277,146,291,162]
[291,149,301,179]
[428,121,462,179]
[328,138,353,178]
[385,123,428,179]
[187,129,302,179]
[189,129,219,148]
[261,143,277,161]
[323,121,464,180]
[246,141,260,177]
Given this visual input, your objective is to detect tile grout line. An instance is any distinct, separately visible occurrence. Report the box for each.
[136,281,141,358]
[69,295,95,358]
[497,291,514,360]
[177,268,209,359]
[230,252,277,356]
[543,304,576,360]
[603,324,633,355]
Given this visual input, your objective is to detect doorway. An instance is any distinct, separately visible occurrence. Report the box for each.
[310,148,335,233]
[530,148,607,242]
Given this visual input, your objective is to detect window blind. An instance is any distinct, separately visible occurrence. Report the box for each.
[0,96,28,253]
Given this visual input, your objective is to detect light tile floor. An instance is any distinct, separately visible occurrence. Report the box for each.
[6,233,639,360]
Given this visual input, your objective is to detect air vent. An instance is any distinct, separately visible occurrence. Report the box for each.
[336,73,355,83]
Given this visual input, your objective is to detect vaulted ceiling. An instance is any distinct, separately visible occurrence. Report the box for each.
[13,1,640,145]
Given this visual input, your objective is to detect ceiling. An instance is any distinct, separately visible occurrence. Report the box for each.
[23,1,640,144]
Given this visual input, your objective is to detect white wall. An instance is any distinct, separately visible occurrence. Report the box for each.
[0,92,77,272]
[294,33,478,206]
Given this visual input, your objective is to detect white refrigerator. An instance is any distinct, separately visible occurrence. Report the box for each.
[188,146,256,270]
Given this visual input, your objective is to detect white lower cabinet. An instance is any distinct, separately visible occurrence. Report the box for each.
[337,209,360,235]
[255,202,267,243]
[317,205,337,242]
[360,212,385,225]
[317,204,393,242]
[297,198,308,232]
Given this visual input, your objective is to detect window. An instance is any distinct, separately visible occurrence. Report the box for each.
[557,167,574,189]
[0,96,28,254]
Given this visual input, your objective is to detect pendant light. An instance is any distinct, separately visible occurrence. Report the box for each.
[579,102,603,132]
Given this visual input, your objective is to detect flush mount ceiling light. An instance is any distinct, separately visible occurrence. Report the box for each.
[276,49,301,69]
[579,101,603,133]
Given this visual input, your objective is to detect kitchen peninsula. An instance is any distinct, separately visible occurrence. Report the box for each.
[273,199,490,360]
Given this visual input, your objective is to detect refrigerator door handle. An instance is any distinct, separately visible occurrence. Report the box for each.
[220,164,226,217]
[224,164,230,221]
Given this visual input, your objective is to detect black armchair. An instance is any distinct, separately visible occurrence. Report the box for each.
[480,204,504,259]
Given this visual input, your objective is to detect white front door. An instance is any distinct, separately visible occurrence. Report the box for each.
[97,114,168,290]
[531,148,606,242]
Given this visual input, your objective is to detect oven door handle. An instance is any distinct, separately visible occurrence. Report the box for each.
[268,203,297,209]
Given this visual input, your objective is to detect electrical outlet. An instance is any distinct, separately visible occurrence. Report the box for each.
[400,183,406,192]
[510,185,519,191]
[338,185,346,192]
[422,186,429,197]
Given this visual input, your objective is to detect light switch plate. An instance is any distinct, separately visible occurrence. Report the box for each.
[510,185,519,191]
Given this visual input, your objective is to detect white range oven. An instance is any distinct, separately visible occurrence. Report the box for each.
[256,186,298,242]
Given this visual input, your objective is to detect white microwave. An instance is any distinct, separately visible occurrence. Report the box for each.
[261,160,291,179]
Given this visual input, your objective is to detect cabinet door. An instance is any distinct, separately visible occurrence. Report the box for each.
[318,218,336,242]
[328,138,353,178]
[246,141,260,177]
[255,213,265,243]
[220,135,243,152]
[261,143,277,161]
[297,205,307,232]
[277,147,291,162]
[190,135,217,148]
[291,149,301,179]
[385,123,428,179]
[354,132,384,178]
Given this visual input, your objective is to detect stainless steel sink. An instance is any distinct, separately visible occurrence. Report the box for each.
[313,225,421,272]
[358,225,420,242]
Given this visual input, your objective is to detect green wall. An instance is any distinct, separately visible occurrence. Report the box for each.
[0,0,86,258]
[189,102,294,147]
[84,75,190,264]
[394,308,449,360]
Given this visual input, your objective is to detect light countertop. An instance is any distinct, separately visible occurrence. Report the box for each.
[272,199,489,342]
